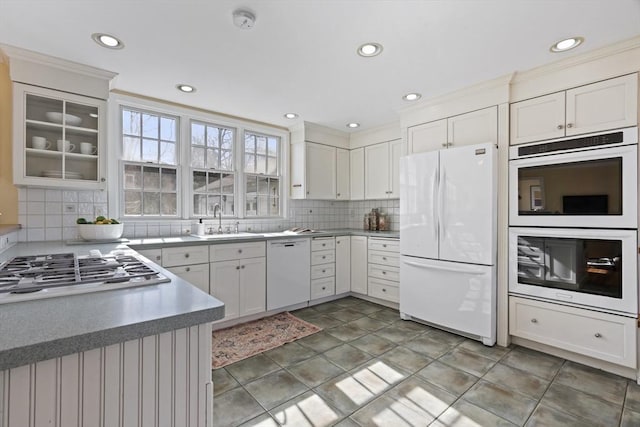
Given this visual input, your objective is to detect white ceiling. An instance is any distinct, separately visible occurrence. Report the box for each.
[1,0,639,132]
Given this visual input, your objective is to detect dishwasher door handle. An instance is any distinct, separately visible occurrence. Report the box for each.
[284,243,295,247]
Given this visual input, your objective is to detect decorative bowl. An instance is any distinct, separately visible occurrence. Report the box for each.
[45,112,82,126]
[78,223,124,241]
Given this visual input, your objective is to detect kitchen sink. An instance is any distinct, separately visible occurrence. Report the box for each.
[190,232,263,240]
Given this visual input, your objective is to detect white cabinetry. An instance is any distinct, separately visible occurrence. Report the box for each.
[350,236,368,294]
[311,237,336,300]
[12,83,107,188]
[350,148,365,200]
[510,296,636,368]
[166,263,210,294]
[364,139,402,199]
[335,236,351,295]
[160,245,210,293]
[210,241,266,321]
[336,148,350,200]
[510,74,638,145]
[407,106,498,154]
[291,142,346,200]
[367,238,400,303]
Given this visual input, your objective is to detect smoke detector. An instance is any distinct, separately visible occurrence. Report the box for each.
[233,9,256,29]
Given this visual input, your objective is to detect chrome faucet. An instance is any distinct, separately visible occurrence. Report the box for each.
[234,221,240,234]
[213,203,222,234]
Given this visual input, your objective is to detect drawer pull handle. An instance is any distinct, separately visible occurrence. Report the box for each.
[322,286,326,290]
[236,266,240,270]
[382,257,387,261]
[241,265,245,269]
[185,267,191,272]
[382,288,387,292]
[383,244,387,248]
[594,333,602,338]
[238,249,243,254]
[530,318,537,323]
[185,253,190,258]
[322,269,326,273]
[322,243,326,247]
[382,271,387,275]
[322,256,326,259]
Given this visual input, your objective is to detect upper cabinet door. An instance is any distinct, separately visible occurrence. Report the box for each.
[566,74,638,136]
[364,142,390,199]
[448,107,498,148]
[388,140,403,198]
[510,92,566,145]
[336,148,350,200]
[407,119,447,154]
[306,142,336,199]
[350,147,365,200]
[290,142,306,199]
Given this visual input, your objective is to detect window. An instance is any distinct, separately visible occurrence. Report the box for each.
[244,132,280,216]
[191,122,235,216]
[121,107,179,217]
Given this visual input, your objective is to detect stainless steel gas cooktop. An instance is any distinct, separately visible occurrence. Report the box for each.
[0,252,170,304]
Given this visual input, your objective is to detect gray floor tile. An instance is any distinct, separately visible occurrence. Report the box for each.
[324,343,373,370]
[378,345,432,373]
[244,369,309,410]
[213,388,264,427]
[225,354,281,384]
[525,404,601,427]
[424,328,466,346]
[309,314,345,329]
[332,417,360,427]
[326,323,369,341]
[554,361,628,405]
[403,334,456,359]
[483,363,550,400]
[625,381,640,412]
[332,308,367,322]
[348,358,408,395]
[348,316,388,331]
[394,319,433,332]
[367,308,400,323]
[237,412,279,427]
[333,297,362,308]
[621,408,640,427]
[291,307,320,321]
[431,399,517,427]
[263,341,317,367]
[311,301,345,314]
[439,347,496,377]
[540,382,623,427]
[416,360,479,397]
[350,334,396,356]
[297,331,344,352]
[211,367,240,397]
[314,372,380,414]
[374,324,423,343]
[269,390,344,427]
[350,301,386,315]
[501,347,563,380]
[458,339,512,361]
[462,380,538,425]
[286,355,345,388]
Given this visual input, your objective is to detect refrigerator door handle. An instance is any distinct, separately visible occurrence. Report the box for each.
[402,259,486,275]
[438,167,445,235]
[432,168,439,239]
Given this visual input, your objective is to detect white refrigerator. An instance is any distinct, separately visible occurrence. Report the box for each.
[399,142,497,345]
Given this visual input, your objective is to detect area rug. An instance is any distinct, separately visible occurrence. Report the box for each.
[211,312,322,369]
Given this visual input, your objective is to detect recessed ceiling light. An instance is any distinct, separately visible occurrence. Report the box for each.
[346,122,360,129]
[403,93,422,101]
[176,84,196,93]
[357,43,383,57]
[284,113,298,119]
[91,33,124,49]
[550,37,584,52]
[233,9,256,29]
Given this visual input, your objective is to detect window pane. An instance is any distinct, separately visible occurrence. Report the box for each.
[143,166,160,190]
[207,195,221,216]
[192,123,205,146]
[193,194,207,216]
[207,148,219,170]
[124,164,142,189]
[206,126,219,148]
[221,129,233,150]
[207,173,221,192]
[221,195,234,215]
[142,114,159,138]
[142,139,158,162]
[246,176,257,195]
[270,198,279,216]
[257,176,269,194]
[143,192,160,215]
[220,149,233,170]
[122,110,141,136]
[122,136,141,161]
[161,193,177,215]
[191,147,205,168]
[244,134,256,154]
[267,156,277,175]
[124,191,141,215]
[160,142,176,164]
[246,196,257,216]
[257,195,269,216]
[267,138,278,156]
[193,171,207,191]
[269,178,279,197]
[161,169,177,191]
[221,173,234,194]
[161,117,176,141]
[256,155,266,174]
[256,136,267,155]
[245,154,255,173]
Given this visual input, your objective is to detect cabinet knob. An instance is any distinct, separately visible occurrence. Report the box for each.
[557,124,564,130]
[382,271,387,275]
[337,193,341,196]
[236,266,240,270]
[337,241,340,244]
[185,253,190,258]
[382,288,387,292]
[567,123,573,129]
[322,256,326,259]
[322,286,326,290]
[382,244,387,248]
[530,318,537,323]
[241,265,245,269]
[185,267,191,272]
[100,178,106,182]
[322,269,326,273]
[594,332,602,338]
[238,249,242,254]
[382,257,387,261]
[155,256,161,261]
[442,143,448,147]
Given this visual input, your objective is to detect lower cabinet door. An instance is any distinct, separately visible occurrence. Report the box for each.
[368,277,399,303]
[239,257,266,317]
[210,260,240,320]
[311,277,335,300]
[166,263,210,294]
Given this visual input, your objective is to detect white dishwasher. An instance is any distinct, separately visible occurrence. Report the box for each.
[267,238,311,310]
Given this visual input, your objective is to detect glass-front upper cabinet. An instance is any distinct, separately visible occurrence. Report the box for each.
[12,82,107,188]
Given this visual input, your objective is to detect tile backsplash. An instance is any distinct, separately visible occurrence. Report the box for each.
[17,187,399,242]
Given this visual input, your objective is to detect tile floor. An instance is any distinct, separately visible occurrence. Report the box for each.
[212,296,640,426]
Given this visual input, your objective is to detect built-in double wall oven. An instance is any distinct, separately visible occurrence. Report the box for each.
[509,127,638,316]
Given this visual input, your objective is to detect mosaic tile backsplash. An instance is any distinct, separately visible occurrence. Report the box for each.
[17,188,399,242]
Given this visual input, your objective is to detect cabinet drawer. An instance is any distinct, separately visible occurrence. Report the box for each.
[312,250,336,265]
[210,241,266,262]
[368,251,399,267]
[165,263,209,294]
[162,245,209,267]
[368,238,399,253]
[312,238,335,251]
[311,277,335,300]
[311,264,335,279]
[509,297,636,368]
[135,248,163,265]
[368,278,399,303]
[368,264,399,282]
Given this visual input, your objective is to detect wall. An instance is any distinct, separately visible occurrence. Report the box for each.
[0,54,18,224]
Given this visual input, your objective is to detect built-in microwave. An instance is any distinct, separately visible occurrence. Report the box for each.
[509,227,637,315]
[509,127,638,228]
